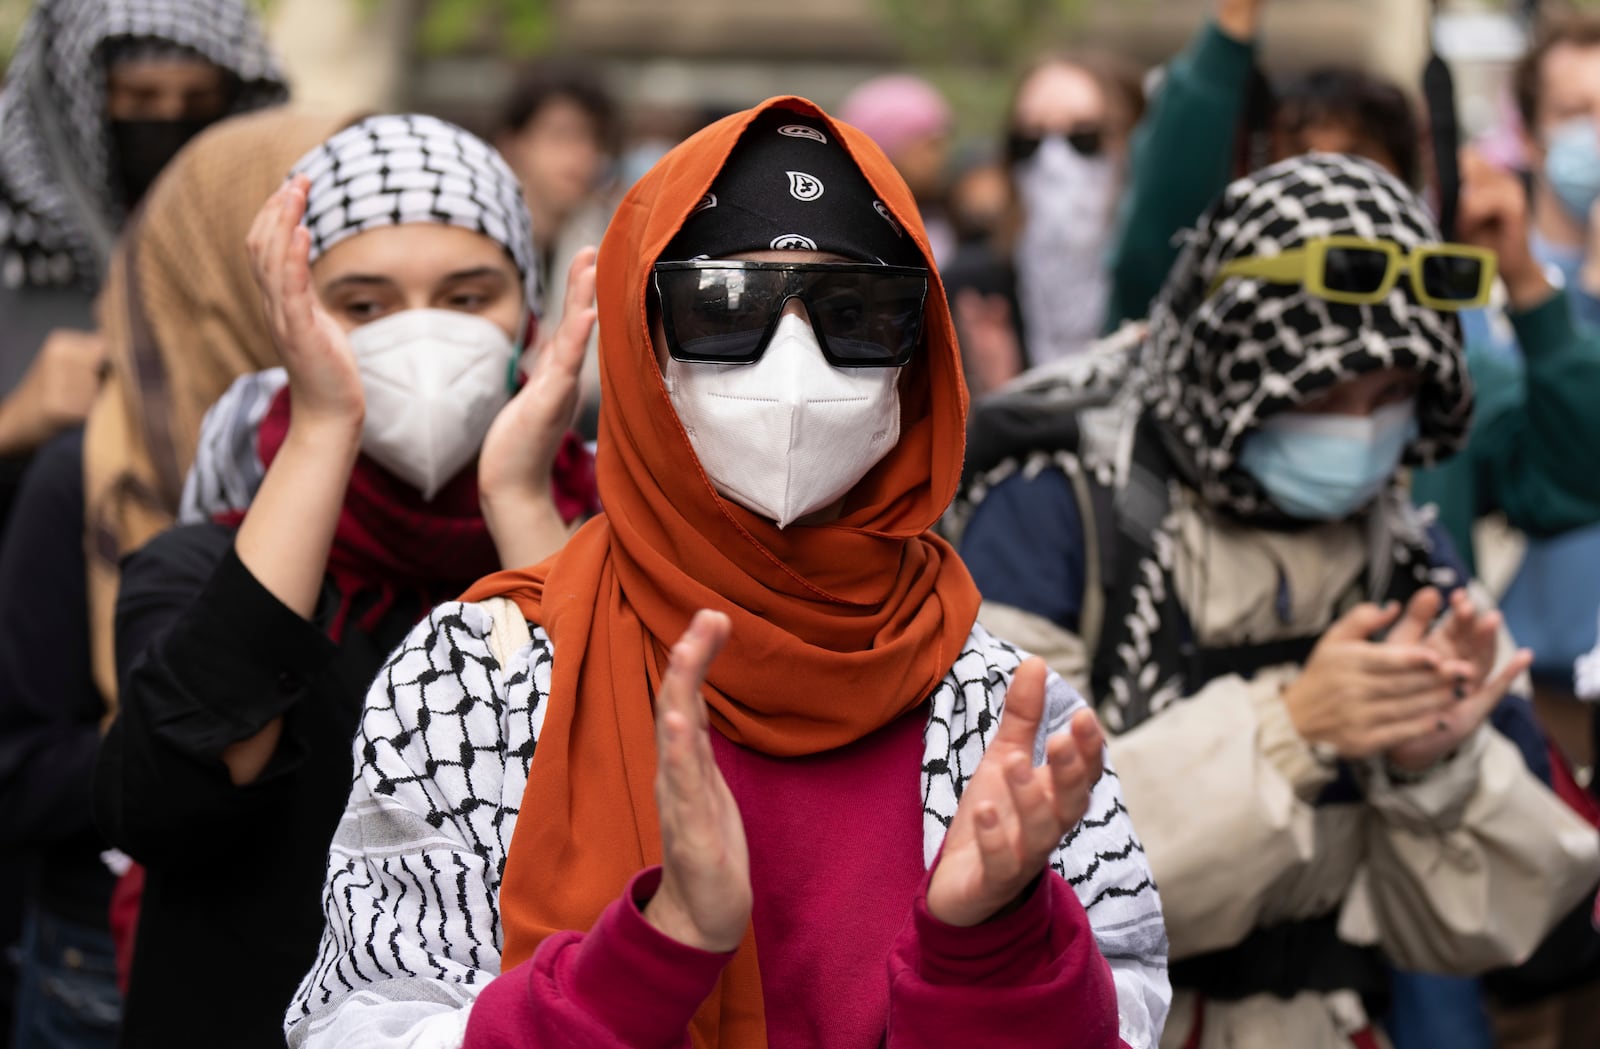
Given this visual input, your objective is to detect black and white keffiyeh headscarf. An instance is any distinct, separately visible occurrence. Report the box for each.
[955,154,1472,732]
[1085,154,1471,727]
[291,114,541,310]
[1139,152,1472,522]
[0,0,286,291]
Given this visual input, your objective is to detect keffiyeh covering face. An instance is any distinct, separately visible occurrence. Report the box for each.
[1013,136,1118,364]
[0,0,286,291]
[1140,152,1471,521]
[290,114,540,309]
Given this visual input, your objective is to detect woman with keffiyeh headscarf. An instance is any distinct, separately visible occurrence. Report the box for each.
[90,114,597,1049]
[957,153,1600,1048]
[283,96,1170,1049]
[0,0,285,489]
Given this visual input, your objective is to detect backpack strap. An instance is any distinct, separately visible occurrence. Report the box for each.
[479,596,533,670]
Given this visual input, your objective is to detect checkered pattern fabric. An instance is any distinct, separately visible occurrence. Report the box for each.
[291,115,540,310]
[284,607,1168,1049]
[953,155,1469,730]
[1140,152,1471,520]
[0,0,286,290]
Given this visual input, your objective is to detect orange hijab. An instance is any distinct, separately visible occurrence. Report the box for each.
[462,96,981,1047]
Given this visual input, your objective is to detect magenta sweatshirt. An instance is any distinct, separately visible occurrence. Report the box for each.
[463,711,1126,1048]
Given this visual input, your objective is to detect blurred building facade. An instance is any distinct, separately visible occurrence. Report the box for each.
[264,0,1535,145]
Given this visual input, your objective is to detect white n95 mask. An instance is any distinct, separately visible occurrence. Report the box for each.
[664,311,901,528]
[346,308,516,500]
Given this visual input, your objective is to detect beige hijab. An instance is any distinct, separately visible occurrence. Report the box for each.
[84,106,352,707]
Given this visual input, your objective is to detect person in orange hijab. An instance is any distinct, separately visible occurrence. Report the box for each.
[285,97,1169,1049]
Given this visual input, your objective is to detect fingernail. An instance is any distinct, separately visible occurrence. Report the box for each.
[1436,718,1448,731]
[1453,678,1467,700]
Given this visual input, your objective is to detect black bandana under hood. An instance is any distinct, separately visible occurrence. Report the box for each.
[0,0,287,292]
[1139,152,1473,522]
[662,109,922,267]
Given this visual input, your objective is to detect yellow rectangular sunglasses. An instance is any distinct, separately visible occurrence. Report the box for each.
[1207,235,1497,310]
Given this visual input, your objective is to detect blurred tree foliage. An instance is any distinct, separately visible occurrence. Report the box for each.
[875,0,1094,68]
[0,0,556,71]
[869,0,1097,142]
[357,0,553,56]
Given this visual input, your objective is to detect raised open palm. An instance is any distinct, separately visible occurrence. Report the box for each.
[245,174,363,425]
[927,659,1105,928]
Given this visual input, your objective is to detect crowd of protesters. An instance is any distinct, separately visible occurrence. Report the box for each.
[3,0,1600,1048]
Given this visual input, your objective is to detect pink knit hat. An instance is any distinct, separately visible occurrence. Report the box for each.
[838,74,952,158]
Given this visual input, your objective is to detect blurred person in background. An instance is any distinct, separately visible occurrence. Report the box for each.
[839,73,956,265]
[0,110,343,1049]
[92,114,595,1049]
[0,0,285,518]
[955,152,1600,1049]
[944,143,1010,254]
[1102,0,1422,329]
[946,49,1144,394]
[496,63,620,438]
[0,2,283,1043]
[1268,68,1420,186]
[1445,14,1600,1048]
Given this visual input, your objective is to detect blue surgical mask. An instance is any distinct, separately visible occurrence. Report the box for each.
[1237,402,1417,521]
[1546,118,1600,222]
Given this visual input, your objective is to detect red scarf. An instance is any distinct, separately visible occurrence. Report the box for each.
[219,388,598,639]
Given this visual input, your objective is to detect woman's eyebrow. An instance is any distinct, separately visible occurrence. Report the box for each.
[322,274,396,292]
[438,267,511,285]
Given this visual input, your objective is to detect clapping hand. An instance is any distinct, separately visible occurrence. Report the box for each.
[926,659,1105,927]
[1280,601,1475,761]
[1381,587,1531,773]
[479,247,597,508]
[641,611,752,953]
[245,174,363,427]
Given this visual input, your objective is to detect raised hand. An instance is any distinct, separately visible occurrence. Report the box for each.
[1458,149,1550,311]
[245,173,363,427]
[927,659,1105,928]
[642,610,752,953]
[0,327,108,455]
[1381,586,1532,773]
[480,247,596,508]
[1216,0,1268,42]
[479,248,597,566]
[1280,602,1476,761]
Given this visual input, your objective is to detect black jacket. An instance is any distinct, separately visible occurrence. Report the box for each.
[94,523,418,1049]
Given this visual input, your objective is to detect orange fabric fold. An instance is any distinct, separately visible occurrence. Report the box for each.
[461,96,981,1048]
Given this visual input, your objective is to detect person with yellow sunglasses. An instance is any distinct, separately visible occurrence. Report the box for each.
[1207,236,1497,311]
[955,152,1600,1049]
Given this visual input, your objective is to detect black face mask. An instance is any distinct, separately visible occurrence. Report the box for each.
[110,118,214,209]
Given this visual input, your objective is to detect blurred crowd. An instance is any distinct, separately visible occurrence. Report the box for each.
[4,0,1600,1048]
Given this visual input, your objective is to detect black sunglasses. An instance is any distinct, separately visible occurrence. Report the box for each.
[1006,126,1105,162]
[652,261,930,368]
